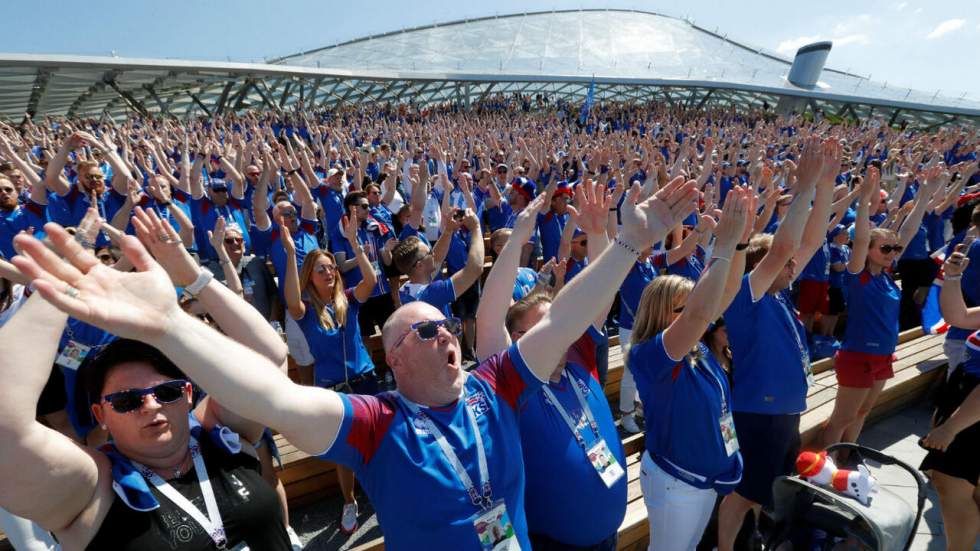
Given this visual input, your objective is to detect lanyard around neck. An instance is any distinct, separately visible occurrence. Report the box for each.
[397,378,494,511]
[541,371,600,450]
[134,436,228,548]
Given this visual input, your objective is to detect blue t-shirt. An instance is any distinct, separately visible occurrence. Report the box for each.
[962,331,980,378]
[296,291,374,387]
[564,257,588,283]
[948,241,980,341]
[723,275,810,415]
[190,196,251,260]
[800,241,830,282]
[829,244,850,289]
[536,210,569,263]
[630,335,742,493]
[841,268,900,355]
[518,328,626,545]
[400,278,456,318]
[331,219,393,297]
[48,186,113,248]
[0,201,46,260]
[664,246,707,282]
[56,318,117,437]
[251,217,320,299]
[903,224,929,261]
[486,203,512,233]
[320,343,543,551]
[313,185,346,236]
[619,258,659,330]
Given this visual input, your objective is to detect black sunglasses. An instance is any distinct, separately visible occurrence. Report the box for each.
[102,380,188,414]
[878,245,904,254]
[393,317,463,349]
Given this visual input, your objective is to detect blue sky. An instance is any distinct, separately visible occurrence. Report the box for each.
[3,0,977,100]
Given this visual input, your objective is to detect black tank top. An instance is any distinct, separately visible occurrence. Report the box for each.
[86,436,291,550]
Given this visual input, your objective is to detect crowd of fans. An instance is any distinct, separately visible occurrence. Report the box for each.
[0,95,978,551]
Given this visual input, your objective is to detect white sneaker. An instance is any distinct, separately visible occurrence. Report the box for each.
[340,501,359,534]
[621,413,641,434]
[286,525,304,550]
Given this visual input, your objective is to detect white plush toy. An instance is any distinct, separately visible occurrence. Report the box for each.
[796,450,879,506]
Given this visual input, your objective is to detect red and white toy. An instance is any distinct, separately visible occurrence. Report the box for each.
[796,450,879,506]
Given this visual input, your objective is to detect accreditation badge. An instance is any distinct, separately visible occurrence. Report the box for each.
[587,439,625,488]
[55,340,92,371]
[474,500,520,551]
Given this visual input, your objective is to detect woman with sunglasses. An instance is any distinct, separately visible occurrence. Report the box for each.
[281,208,378,535]
[819,166,943,449]
[0,226,294,550]
[629,187,751,551]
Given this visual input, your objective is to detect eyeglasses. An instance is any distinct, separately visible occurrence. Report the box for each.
[879,245,904,254]
[314,263,336,274]
[279,210,297,218]
[224,238,243,245]
[102,380,188,414]
[211,188,228,194]
[87,173,105,181]
[393,317,462,349]
[356,203,370,210]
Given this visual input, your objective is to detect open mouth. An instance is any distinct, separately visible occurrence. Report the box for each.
[447,348,458,367]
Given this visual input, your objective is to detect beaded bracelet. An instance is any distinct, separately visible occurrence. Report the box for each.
[614,236,641,258]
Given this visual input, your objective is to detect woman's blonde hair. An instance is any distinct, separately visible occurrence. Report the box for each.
[299,249,348,331]
[869,228,897,247]
[631,275,694,346]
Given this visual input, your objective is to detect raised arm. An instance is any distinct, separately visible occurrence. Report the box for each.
[794,139,840,268]
[209,218,244,296]
[662,187,749,358]
[939,246,980,328]
[748,139,821,298]
[342,213,378,303]
[42,135,76,196]
[449,210,485,296]
[518,177,698,380]
[848,169,880,273]
[15,223,344,456]
[896,167,943,254]
[0,290,104,533]
[476,194,548,359]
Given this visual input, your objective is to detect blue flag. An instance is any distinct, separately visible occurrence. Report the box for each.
[579,78,595,125]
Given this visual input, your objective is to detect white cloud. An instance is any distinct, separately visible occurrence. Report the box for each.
[775,33,870,55]
[893,1,908,10]
[926,18,965,39]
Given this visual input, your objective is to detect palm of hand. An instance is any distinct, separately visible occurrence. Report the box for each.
[73,265,179,339]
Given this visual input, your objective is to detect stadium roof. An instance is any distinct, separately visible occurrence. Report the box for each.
[0,9,977,126]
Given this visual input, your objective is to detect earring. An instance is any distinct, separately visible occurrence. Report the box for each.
[101,424,107,430]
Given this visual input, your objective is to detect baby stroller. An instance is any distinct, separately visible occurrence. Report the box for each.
[765,443,927,551]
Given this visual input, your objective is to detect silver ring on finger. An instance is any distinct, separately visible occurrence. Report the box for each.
[64,285,80,299]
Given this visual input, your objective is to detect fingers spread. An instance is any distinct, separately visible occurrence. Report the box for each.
[14,230,86,284]
[44,223,100,274]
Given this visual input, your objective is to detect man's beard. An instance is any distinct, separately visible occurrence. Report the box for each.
[83,182,106,196]
[0,196,16,210]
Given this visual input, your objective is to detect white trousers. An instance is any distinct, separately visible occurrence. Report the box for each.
[640,452,716,551]
[619,328,639,413]
[0,508,59,551]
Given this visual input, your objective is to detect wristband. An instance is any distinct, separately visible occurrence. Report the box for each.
[614,236,641,258]
[735,242,750,251]
[608,207,619,212]
[182,268,214,299]
[944,275,962,282]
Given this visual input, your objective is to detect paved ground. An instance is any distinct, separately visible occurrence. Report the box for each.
[291,401,979,551]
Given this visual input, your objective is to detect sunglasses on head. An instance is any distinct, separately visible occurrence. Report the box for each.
[879,244,904,254]
[394,317,462,349]
[102,380,188,414]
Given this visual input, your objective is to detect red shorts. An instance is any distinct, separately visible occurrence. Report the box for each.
[834,350,896,388]
[797,280,830,315]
